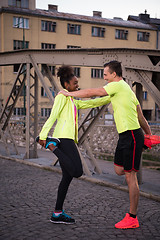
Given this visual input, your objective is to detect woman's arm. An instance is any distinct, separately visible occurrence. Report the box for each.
[75,96,111,109]
[59,87,108,98]
[137,105,152,135]
[39,94,66,140]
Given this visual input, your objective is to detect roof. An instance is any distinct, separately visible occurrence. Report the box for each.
[128,15,160,27]
[0,6,156,30]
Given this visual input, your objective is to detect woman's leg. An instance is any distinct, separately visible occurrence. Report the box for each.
[51,164,75,223]
[54,139,82,213]
[53,139,83,178]
[55,166,73,211]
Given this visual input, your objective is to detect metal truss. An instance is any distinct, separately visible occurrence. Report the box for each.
[0,48,160,175]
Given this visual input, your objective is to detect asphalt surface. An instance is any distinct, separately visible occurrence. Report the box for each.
[0,157,160,240]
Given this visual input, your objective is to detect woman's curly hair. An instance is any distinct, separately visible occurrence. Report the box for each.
[57,65,74,89]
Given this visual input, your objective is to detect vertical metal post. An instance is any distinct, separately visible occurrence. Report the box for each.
[22,17,26,117]
[25,63,30,159]
[33,71,38,157]
[135,82,143,184]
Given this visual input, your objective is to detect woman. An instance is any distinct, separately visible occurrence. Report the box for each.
[36,65,110,224]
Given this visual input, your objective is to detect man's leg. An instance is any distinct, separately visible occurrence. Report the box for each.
[125,171,139,215]
[114,166,139,214]
[114,165,125,176]
[114,166,139,229]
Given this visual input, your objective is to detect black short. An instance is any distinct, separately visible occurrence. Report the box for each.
[114,128,144,172]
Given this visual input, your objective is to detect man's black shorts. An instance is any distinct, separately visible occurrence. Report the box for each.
[114,128,144,172]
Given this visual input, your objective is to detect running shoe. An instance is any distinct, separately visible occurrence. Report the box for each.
[144,134,160,149]
[35,136,60,149]
[115,213,139,229]
[50,210,75,224]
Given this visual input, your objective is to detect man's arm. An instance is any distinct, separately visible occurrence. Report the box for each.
[137,105,152,135]
[59,87,108,98]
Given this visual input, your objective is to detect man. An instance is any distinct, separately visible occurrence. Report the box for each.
[59,60,151,229]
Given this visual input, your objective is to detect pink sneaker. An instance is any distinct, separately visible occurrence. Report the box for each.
[115,213,139,229]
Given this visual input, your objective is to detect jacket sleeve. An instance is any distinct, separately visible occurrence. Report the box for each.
[39,94,66,140]
[75,96,111,109]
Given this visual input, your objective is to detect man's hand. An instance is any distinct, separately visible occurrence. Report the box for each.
[58,90,71,96]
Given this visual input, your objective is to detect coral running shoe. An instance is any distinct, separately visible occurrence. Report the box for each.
[115,213,139,229]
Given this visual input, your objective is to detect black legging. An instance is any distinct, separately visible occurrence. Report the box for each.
[53,138,83,210]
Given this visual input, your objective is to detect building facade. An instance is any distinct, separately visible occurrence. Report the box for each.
[0,0,159,120]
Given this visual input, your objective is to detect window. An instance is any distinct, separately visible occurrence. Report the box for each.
[13,85,25,96]
[137,31,150,42]
[41,66,55,76]
[115,29,128,40]
[14,107,26,116]
[41,43,56,49]
[13,17,29,29]
[13,85,20,96]
[13,40,29,50]
[41,108,52,117]
[143,91,148,100]
[41,21,56,32]
[13,64,20,73]
[143,110,152,121]
[9,0,29,8]
[67,45,81,49]
[91,69,104,78]
[67,24,81,35]
[74,68,80,78]
[48,66,55,75]
[92,27,105,37]
[13,64,26,74]
[41,87,55,97]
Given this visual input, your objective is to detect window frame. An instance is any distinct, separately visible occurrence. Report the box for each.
[115,29,128,40]
[67,45,81,49]
[41,86,55,97]
[13,16,29,29]
[92,26,105,37]
[14,107,26,116]
[41,43,56,49]
[143,91,148,101]
[13,40,29,50]
[9,0,29,8]
[41,108,52,117]
[41,20,56,32]
[67,24,81,35]
[137,31,150,42]
[74,67,80,78]
[91,68,104,79]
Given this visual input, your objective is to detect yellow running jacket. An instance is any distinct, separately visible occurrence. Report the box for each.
[39,93,110,143]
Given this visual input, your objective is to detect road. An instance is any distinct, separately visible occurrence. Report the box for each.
[0,158,160,240]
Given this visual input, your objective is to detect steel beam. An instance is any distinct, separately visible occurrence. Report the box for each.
[0,48,160,72]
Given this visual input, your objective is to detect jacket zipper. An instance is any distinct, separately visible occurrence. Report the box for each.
[61,120,66,132]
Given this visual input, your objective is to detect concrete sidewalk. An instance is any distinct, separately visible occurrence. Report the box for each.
[0,142,160,202]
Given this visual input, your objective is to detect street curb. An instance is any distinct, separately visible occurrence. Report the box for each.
[1,154,160,203]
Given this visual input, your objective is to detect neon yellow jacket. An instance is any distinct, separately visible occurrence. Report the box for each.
[39,93,110,143]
